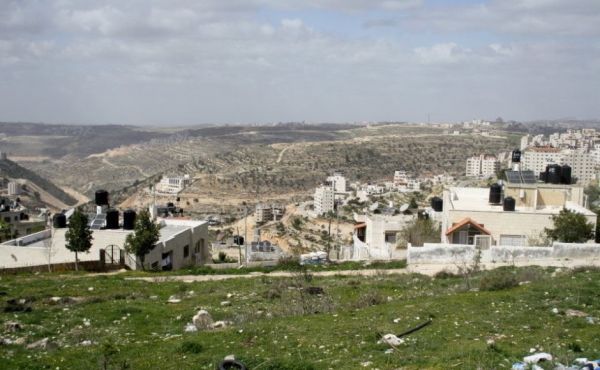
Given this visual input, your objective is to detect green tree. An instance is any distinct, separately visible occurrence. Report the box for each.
[0,219,12,242]
[124,210,160,270]
[409,197,419,209]
[398,218,441,248]
[545,208,594,243]
[65,209,93,271]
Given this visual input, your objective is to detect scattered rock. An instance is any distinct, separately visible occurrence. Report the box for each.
[0,337,13,345]
[224,354,236,361]
[14,337,26,345]
[167,296,181,304]
[585,317,595,324]
[551,308,559,314]
[4,299,32,313]
[184,323,198,333]
[220,301,231,307]
[27,337,56,351]
[305,287,324,295]
[360,361,372,367]
[393,318,401,323]
[88,287,94,291]
[80,340,92,346]
[192,310,213,330]
[4,320,22,332]
[566,309,587,317]
[149,295,158,300]
[211,321,228,329]
[378,334,404,346]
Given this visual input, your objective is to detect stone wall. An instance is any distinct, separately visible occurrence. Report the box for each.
[408,242,600,265]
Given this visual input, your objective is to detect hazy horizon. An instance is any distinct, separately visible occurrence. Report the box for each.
[1,0,599,126]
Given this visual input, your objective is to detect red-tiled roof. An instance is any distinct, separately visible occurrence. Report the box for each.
[445,217,491,236]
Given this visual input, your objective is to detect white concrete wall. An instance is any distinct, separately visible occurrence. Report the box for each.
[408,242,600,265]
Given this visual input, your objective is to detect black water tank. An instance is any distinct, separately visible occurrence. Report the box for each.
[503,196,516,211]
[95,190,109,206]
[489,183,502,204]
[511,150,521,163]
[430,197,443,212]
[561,165,572,185]
[53,213,67,228]
[105,209,119,229]
[546,164,561,184]
[123,209,136,230]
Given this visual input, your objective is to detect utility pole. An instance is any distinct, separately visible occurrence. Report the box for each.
[236,226,242,267]
[244,204,248,265]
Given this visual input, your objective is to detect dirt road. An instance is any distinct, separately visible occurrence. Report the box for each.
[126,268,410,283]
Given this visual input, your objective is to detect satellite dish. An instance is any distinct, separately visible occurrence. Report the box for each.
[399,204,409,212]
[369,202,379,212]
[388,201,394,208]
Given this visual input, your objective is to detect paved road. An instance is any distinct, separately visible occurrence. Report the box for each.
[126,268,410,283]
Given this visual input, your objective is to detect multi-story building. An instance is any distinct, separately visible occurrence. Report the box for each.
[521,147,563,175]
[155,175,191,194]
[465,154,500,177]
[255,203,284,223]
[7,182,21,196]
[560,150,596,184]
[522,147,597,183]
[326,172,347,193]
[314,185,335,215]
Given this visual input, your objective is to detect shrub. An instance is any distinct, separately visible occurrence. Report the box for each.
[479,269,518,291]
[434,270,458,279]
[276,256,302,271]
[179,340,203,354]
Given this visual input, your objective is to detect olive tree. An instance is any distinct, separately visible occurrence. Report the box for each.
[544,208,594,243]
[65,208,93,271]
[124,210,160,270]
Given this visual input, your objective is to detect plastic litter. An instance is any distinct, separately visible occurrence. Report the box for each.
[524,352,553,364]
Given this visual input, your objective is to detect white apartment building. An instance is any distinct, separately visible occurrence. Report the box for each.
[326,172,347,193]
[7,182,21,196]
[522,147,597,183]
[155,175,191,194]
[561,150,596,183]
[314,185,335,215]
[465,155,500,177]
[521,147,563,175]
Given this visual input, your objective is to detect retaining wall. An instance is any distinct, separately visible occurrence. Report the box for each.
[408,242,600,265]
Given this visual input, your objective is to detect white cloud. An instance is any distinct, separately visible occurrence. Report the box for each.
[0,0,598,124]
[414,43,470,64]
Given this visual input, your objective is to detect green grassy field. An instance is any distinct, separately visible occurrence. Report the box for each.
[1,266,599,369]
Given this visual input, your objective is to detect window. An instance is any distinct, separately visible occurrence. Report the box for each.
[384,232,397,244]
[499,235,526,246]
[474,235,491,249]
[183,245,189,258]
[195,241,200,254]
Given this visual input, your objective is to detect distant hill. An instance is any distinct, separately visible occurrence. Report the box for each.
[0,122,169,158]
[0,158,77,206]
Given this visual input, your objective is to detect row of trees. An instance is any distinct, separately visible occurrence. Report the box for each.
[65,208,160,270]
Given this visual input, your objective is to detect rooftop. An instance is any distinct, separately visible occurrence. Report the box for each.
[0,218,206,269]
[528,146,561,153]
[446,187,595,216]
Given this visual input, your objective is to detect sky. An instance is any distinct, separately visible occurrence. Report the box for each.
[1,0,599,126]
